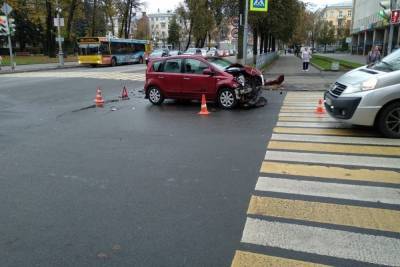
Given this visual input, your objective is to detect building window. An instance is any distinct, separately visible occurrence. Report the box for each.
[348,10,352,17]
[339,11,343,17]
[161,22,166,28]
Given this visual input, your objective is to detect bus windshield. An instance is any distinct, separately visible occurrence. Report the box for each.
[79,44,99,55]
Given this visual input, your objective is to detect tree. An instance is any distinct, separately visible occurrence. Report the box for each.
[317,21,336,52]
[168,15,180,49]
[134,12,150,39]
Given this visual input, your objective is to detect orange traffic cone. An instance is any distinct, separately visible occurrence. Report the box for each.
[121,86,129,100]
[315,99,325,114]
[198,94,210,115]
[94,88,105,107]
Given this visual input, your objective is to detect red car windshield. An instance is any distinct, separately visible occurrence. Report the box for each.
[207,58,233,71]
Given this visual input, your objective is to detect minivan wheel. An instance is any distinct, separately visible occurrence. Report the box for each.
[377,102,400,138]
[218,88,237,109]
[148,87,164,105]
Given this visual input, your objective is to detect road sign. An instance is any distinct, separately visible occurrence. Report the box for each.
[250,0,268,12]
[56,37,64,42]
[391,10,400,24]
[231,17,239,27]
[231,28,239,39]
[54,18,64,27]
[0,16,9,36]
[1,3,12,15]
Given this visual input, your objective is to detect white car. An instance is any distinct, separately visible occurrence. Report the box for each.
[324,49,400,138]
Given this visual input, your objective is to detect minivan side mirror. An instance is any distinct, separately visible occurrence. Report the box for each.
[203,68,214,76]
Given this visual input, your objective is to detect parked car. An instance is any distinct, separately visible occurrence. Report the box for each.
[145,49,169,65]
[144,55,265,109]
[206,48,218,57]
[184,48,207,57]
[169,50,182,56]
[324,48,400,138]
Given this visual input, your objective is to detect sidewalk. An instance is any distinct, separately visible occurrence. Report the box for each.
[0,61,80,74]
[315,53,366,65]
[263,54,344,91]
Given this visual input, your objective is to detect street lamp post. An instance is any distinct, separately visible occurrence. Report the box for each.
[55,0,64,67]
[243,0,249,65]
[388,0,398,54]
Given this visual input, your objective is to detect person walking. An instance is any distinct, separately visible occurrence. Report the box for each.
[367,46,381,66]
[301,47,312,71]
[0,55,2,70]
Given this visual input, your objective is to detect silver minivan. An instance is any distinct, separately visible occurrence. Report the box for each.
[324,49,400,138]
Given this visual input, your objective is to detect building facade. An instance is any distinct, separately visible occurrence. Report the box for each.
[322,2,353,35]
[351,0,400,55]
[148,11,175,48]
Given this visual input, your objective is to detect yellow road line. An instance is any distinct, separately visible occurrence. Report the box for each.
[231,250,328,267]
[260,161,400,184]
[273,127,377,137]
[268,141,400,157]
[248,196,400,233]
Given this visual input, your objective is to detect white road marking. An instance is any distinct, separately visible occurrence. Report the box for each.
[279,113,327,117]
[271,134,400,146]
[276,122,349,128]
[265,151,400,169]
[1,71,145,81]
[241,218,400,266]
[281,106,316,110]
[255,177,400,205]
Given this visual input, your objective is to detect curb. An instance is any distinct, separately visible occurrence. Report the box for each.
[0,64,83,75]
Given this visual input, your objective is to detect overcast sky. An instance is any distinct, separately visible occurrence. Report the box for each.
[143,0,351,13]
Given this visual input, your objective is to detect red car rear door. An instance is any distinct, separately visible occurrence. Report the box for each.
[181,58,216,100]
[159,58,183,97]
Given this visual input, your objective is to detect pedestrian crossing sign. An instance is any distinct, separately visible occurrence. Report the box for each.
[250,0,268,12]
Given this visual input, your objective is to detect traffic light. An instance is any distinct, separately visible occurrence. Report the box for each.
[0,16,9,36]
[379,0,391,20]
[8,18,16,35]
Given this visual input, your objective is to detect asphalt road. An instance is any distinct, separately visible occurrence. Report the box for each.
[0,65,284,266]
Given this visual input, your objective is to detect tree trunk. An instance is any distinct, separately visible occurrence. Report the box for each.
[91,0,98,36]
[109,14,115,36]
[264,32,268,52]
[45,0,56,57]
[66,0,78,51]
[66,0,77,41]
[123,0,131,38]
[272,36,276,51]
[185,23,193,50]
[253,28,258,65]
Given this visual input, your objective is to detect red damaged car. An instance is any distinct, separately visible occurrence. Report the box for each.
[144,55,265,109]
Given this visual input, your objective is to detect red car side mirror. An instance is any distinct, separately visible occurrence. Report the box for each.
[203,68,214,76]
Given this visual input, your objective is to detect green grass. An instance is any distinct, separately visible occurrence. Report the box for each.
[0,55,77,66]
[311,55,363,71]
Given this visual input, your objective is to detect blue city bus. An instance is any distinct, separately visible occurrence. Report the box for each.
[77,37,151,66]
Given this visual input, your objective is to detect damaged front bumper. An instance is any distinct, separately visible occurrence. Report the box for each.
[235,85,265,106]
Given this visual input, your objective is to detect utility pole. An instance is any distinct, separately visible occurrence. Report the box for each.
[6,15,14,70]
[388,0,399,54]
[1,2,14,71]
[243,0,249,65]
[55,0,64,66]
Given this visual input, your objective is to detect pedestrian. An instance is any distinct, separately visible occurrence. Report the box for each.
[0,55,2,70]
[367,46,381,66]
[301,47,312,71]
